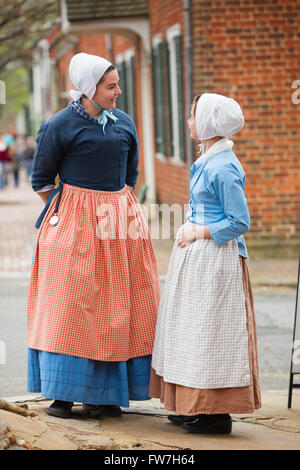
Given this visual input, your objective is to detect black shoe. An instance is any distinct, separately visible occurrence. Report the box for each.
[83,404,122,418]
[47,400,73,419]
[168,414,201,426]
[183,414,232,434]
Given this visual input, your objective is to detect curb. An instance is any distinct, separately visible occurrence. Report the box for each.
[251,281,297,288]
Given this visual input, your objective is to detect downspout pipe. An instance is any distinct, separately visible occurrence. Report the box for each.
[183,0,193,178]
[60,0,70,34]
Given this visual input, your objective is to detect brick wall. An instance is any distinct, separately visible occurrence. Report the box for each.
[112,35,132,54]
[192,0,300,239]
[57,49,76,108]
[56,35,109,107]
[77,34,108,57]
[149,0,185,36]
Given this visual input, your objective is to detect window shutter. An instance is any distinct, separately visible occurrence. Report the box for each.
[152,42,166,155]
[157,42,166,155]
[175,35,185,160]
[151,46,159,153]
[129,55,136,121]
[117,61,128,113]
[166,40,174,157]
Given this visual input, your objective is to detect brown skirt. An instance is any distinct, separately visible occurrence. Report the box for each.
[149,256,262,415]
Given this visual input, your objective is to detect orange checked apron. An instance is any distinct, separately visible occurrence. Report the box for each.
[28,183,160,361]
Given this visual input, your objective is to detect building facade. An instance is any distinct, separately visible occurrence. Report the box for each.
[31,0,300,242]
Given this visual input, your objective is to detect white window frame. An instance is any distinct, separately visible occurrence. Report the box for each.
[124,48,135,119]
[152,33,162,49]
[152,34,167,162]
[115,52,124,66]
[166,24,184,165]
[116,49,136,119]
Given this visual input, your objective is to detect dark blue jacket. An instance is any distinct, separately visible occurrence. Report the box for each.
[31,106,139,192]
[31,106,139,228]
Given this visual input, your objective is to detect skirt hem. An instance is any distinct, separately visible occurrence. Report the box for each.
[26,389,151,406]
[150,389,259,415]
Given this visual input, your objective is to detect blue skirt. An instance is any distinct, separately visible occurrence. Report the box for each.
[27,348,152,407]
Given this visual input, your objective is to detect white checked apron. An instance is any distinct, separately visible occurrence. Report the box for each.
[151,236,250,389]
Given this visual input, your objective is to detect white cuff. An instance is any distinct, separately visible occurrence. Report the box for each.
[37,184,55,193]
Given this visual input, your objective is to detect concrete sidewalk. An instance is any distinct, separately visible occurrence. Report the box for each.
[1,390,300,450]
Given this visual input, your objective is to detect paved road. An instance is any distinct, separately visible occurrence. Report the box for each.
[0,276,297,397]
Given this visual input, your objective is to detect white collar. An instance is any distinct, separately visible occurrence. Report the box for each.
[198,137,234,163]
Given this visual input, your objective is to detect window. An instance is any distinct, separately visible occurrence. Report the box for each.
[116,56,127,112]
[166,24,185,161]
[124,49,136,121]
[116,49,136,121]
[151,34,166,157]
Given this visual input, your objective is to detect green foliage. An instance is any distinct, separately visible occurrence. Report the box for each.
[0,0,60,130]
[0,0,59,73]
[2,64,30,113]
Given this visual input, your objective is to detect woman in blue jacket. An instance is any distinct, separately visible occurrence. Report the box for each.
[150,93,261,434]
[27,53,160,419]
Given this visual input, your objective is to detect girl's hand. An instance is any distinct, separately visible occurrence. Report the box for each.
[176,223,197,248]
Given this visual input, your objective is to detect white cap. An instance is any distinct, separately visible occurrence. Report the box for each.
[69,52,112,100]
[195,93,245,140]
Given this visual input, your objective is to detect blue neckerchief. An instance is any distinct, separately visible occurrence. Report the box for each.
[68,100,118,134]
[92,100,118,134]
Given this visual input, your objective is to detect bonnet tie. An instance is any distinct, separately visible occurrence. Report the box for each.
[92,101,118,135]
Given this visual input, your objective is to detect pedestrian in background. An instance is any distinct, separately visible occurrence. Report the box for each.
[16,134,26,171]
[23,136,35,182]
[0,138,11,190]
[10,139,20,187]
[150,93,261,435]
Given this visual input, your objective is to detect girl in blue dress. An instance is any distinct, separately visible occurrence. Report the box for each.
[150,93,261,434]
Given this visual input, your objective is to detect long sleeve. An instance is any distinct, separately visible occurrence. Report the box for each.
[125,123,139,189]
[205,164,250,245]
[31,120,64,192]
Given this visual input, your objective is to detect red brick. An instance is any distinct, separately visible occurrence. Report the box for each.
[191,0,300,240]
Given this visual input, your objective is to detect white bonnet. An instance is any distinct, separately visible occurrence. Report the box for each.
[69,52,112,100]
[195,93,244,140]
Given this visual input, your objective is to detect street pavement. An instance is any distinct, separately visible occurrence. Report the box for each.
[1,391,300,450]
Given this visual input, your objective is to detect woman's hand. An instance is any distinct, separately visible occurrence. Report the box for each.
[176,223,212,248]
[176,223,197,248]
